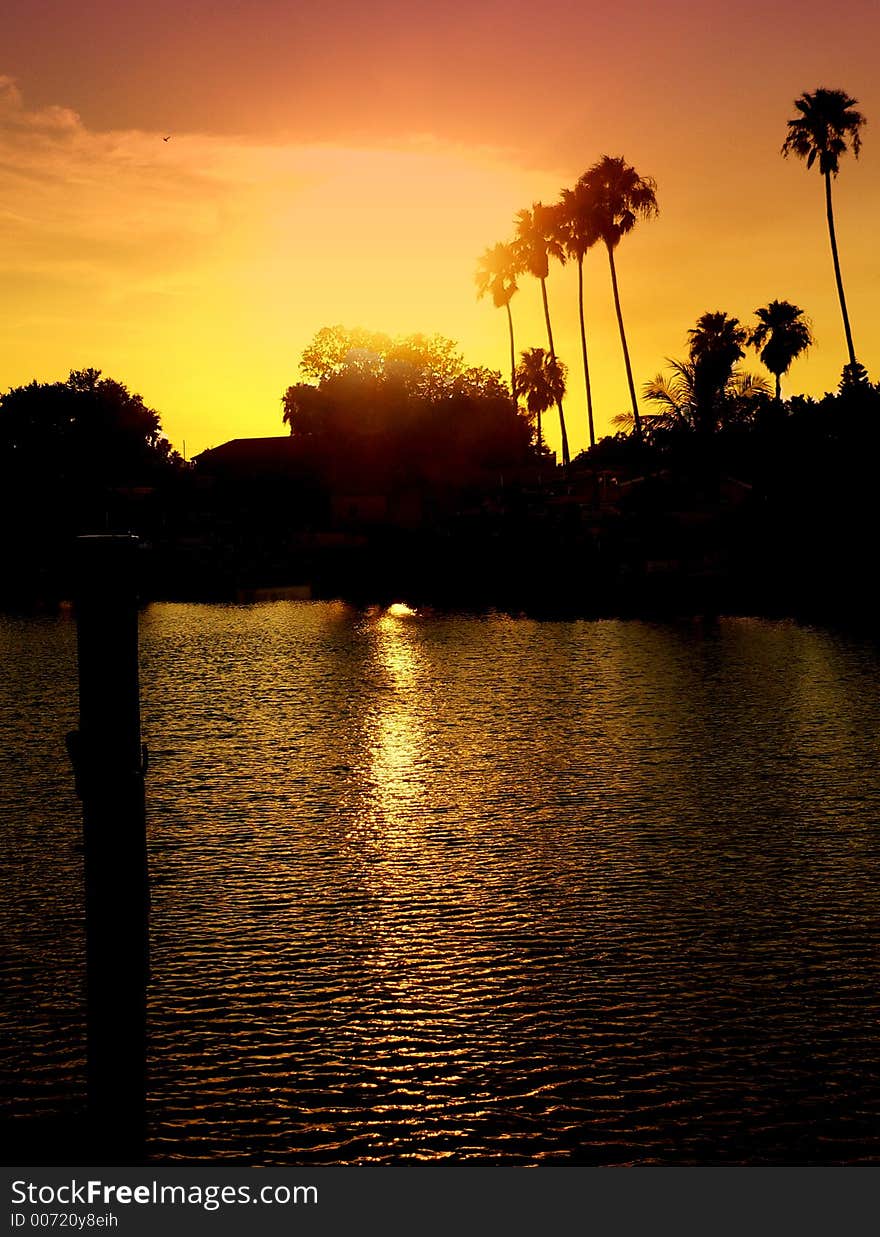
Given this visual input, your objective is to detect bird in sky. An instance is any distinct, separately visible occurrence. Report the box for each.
[163,135,171,142]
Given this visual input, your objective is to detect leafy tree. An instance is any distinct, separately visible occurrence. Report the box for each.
[383,334,464,397]
[475,242,520,402]
[558,181,601,448]
[513,202,571,465]
[299,325,390,381]
[579,156,658,440]
[749,301,814,401]
[782,88,866,370]
[0,368,179,594]
[0,368,175,488]
[282,328,535,485]
[298,325,463,396]
[515,347,567,454]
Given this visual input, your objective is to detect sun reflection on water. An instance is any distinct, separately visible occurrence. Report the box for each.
[367,604,427,839]
[8,606,880,1163]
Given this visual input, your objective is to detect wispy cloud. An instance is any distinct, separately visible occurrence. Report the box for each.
[0,77,546,452]
[0,76,266,286]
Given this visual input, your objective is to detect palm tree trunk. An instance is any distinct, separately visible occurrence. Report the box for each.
[607,243,642,440]
[775,373,782,402]
[577,255,596,448]
[506,301,516,403]
[539,277,570,465]
[824,170,857,369]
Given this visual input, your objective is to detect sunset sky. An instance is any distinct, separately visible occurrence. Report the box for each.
[2,0,878,460]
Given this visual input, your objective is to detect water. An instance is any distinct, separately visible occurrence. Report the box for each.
[2,604,880,1164]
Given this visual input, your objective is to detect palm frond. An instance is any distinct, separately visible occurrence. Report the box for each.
[782,87,865,175]
[576,155,658,249]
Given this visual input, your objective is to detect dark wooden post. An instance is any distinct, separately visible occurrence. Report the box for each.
[67,534,149,1161]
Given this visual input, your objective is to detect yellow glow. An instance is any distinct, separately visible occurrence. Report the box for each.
[370,610,424,830]
[1,75,878,464]
[386,602,417,618]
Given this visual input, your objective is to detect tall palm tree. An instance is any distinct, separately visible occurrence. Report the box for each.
[749,300,814,401]
[513,202,570,465]
[515,347,567,456]
[579,156,658,440]
[558,182,601,449]
[782,88,865,369]
[475,242,520,402]
[687,311,747,433]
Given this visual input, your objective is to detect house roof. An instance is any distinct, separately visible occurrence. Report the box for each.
[193,436,301,476]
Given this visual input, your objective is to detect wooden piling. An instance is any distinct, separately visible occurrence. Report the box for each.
[67,534,149,1162]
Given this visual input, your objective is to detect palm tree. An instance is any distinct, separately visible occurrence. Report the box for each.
[640,359,699,432]
[558,182,601,449]
[513,202,570,465]
[475,242,520,402]
[749,300,814,401]
[515,347,567,456]
[627,357,769,437]
[782,88,865,369]
[687,311,748,433]
[579,156,658,439]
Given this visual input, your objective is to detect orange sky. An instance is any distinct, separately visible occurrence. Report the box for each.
[1,1,878,460]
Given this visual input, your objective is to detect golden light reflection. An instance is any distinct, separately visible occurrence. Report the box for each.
[349,607,434,1000]
[368,608,426,838]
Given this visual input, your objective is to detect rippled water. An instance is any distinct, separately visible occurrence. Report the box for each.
[2,604,880,1164]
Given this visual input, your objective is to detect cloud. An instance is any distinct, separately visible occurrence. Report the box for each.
[0,76,550,452]
[0,77,328,296]
[0,76,533,295]
[0,75,81,139]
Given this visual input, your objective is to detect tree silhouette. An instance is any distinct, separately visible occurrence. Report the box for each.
[638,359,698,432]
[475,242,520,402]
[579,156,658,440]
[296,327,463,396]
[749,301,814,401]
[513,202,570,465]
[558,182,601,449]
[782,88,865,370]
[0,368,174,483]
[840,360,870,391]
[687,312,748,433]
[515,347,567,455]
[0,368,179,568]
[299,325,390,380]
[282,328,534,484]
[636,357,770,436]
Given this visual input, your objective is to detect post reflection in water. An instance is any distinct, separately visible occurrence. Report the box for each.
[3,604,880,1164]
